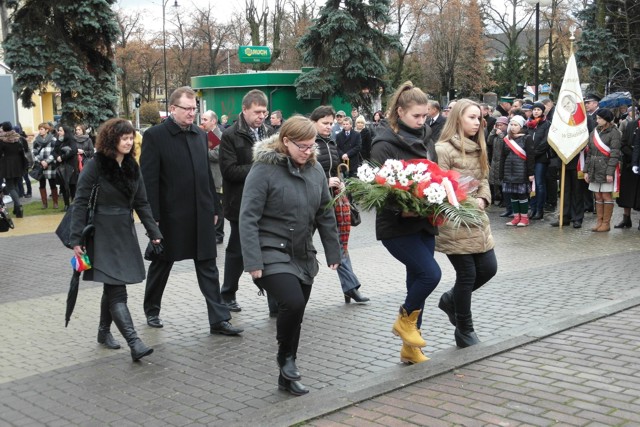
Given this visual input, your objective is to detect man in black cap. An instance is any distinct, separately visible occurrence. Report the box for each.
[583,93,602,213]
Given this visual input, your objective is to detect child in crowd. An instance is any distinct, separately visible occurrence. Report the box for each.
[500,115,535,227]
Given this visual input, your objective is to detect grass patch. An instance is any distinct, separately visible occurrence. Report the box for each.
[21,202,66,217]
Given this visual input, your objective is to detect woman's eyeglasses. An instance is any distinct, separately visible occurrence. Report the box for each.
[289,141,318,152]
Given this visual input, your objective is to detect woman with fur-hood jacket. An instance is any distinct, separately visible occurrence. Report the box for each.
[239,116,341,396]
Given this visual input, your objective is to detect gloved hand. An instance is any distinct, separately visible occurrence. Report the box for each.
[633,165,640,175]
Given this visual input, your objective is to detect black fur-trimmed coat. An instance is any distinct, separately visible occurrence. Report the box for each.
[70,153,162,284]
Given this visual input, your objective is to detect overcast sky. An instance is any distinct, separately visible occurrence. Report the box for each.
[115,0,241,33]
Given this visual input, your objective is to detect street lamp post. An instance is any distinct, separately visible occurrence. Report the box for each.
[162,0,178,114]
[524,0,552,101]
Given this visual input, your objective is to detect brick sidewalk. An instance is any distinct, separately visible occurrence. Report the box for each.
[307,306,640,427]
[1,207,640,426]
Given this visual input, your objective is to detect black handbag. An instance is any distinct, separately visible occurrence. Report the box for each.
[28,163,44,181]
[56,184,99,248]
[350,203,361,227]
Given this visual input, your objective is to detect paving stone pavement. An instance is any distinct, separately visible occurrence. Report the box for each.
[1,206,640,426]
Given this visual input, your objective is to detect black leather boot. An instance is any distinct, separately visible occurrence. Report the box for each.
[277,353,301,381]
[614,215,632,229]
[454,313,480,348]
[97,293,121,349]
[13,205,24,218]
[344,288,370,303]
[111,303,153,361]
[438,289,456,327]
[278,373,309,396]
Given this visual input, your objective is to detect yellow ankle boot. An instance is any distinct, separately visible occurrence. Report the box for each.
[392,306,426,347]
[400,343,430,364]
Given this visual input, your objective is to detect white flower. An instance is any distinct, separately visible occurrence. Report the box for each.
[423,183,446,204]
[356,164,377,182]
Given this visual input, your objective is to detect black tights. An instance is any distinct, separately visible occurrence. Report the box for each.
[446,249,497,316]
[256,273,311,357]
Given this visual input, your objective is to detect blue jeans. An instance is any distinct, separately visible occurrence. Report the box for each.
[382,232,441,328]
[532,162,547,214]
[337,247,360,293]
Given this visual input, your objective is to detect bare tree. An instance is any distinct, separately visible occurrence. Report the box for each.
[191,3,232,75]
[114,9,143,118]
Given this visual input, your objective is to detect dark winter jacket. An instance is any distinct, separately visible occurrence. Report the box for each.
[499,134,535,184]
[526,118,551,163]
[140,116,219,261]
[75,134,94,167]
[219,114,274,222]
[584,125,622,184]
[70,153,162,284]
[53,135,79,185]
[316,134,341,179]
[370,122,438,241]
[0,130,27,179]
[359,127,373,161]
[239,135,341,285]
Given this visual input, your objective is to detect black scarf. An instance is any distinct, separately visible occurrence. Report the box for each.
[94,153,138,200]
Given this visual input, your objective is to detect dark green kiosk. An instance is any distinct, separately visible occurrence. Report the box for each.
[191,68,351,122]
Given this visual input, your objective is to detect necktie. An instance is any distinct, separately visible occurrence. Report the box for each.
[429,119,434,126]
[346,131,350,137]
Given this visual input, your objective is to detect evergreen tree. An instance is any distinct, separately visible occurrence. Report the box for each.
[575,0,639,97]
[3,0,120,127]
[295,0,399,111]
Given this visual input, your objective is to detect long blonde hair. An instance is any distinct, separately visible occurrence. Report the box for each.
[438,99,489,178]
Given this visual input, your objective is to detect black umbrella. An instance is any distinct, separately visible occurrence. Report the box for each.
[65,271,80,327]
[64,227,94,327]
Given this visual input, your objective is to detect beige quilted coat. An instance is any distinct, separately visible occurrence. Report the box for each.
[435,135,495,255]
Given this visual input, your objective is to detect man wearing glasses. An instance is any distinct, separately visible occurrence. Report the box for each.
[219,89,275,313]
[140,86,244,336]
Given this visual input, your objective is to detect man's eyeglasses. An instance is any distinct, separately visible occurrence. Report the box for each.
[289,141,318,152]
[174,105,197,113]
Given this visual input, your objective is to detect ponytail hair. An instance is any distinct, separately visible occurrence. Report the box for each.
[386,81,429,133]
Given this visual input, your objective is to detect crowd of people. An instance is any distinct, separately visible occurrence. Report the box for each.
[2,84,640,397]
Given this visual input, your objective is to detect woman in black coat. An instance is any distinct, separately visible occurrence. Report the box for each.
[70,118,162,362]
[0,121,27,217]
[54,125,79,211]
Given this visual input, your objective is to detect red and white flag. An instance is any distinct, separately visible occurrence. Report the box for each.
[547,54,589,164]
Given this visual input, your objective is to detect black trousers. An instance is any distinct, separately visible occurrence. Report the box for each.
[144,258,230,325]
[221,220,244,301]
[560,169,585,223]
[104,284,128,305]
[446,249,497,317]
[215,192,225,239]
[257,273,311,357]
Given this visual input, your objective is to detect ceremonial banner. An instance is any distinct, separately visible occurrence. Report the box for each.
[547,54,589,164]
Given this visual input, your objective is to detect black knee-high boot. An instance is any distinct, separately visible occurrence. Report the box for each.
[438,289,456,327]
[277,324,308,395]
[97,292,121,349]
[110,303,153,361]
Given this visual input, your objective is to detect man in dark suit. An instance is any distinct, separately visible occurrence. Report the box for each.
[219,89,275,313]
[336,117,362,176]
[140,86,243,336]
[427,100,446,142]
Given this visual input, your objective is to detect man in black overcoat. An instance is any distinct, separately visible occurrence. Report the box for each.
[335,117,362,176]
[140,86,243,336]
